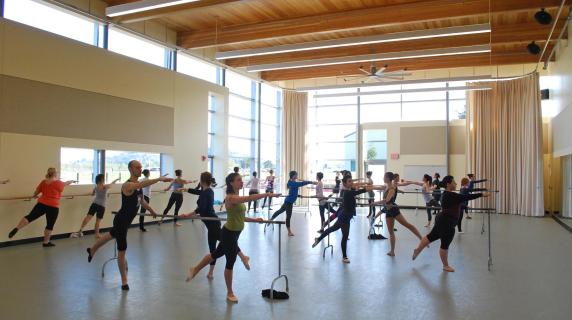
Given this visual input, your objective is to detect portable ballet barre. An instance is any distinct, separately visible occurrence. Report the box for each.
[109,211,289,300]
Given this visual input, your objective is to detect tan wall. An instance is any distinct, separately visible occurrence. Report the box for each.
[0,18,229,242]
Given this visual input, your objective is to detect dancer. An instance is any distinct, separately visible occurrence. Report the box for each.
[261,169,275,210]
[269,171,316,237]
[313,176,373,263]
[8,168,75,246]
[86,160,172,290]
[139,169,151,232]
[371,172,424,257]
[366,171,376,218]
[186,172,280,303]
[421,174,439,228]
[161,169,196,226]
[465,174,488,219]
[413,175,487,272]
[315,172,337,233]
[179,172,251,280]
[246,171,260,212]
[70,175,120,238]
[332,171,341,195]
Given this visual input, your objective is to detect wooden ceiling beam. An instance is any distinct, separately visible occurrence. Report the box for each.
[178,0,562,48]
[109,0,242,24]
[224,22,563,68]
[260,51,554,81]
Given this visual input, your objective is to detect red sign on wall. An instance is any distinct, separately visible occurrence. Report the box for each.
[390,153,400,160]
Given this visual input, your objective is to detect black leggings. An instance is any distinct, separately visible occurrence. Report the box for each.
[140,195,149,228]
[25,203,59,230]
[271,202,294,228]
[211,226,241,270]
[247,189,260,212]
[163,193,183,222]
[262,190,273,208]
[316,220,350,258]
[203,219,222,266]
[318,203,336,227]
[426,213,456,250]
[457,205,468,231]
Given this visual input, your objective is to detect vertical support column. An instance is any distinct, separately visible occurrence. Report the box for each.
[257,82,262,173]
[276,90,283,193]
[357,88,362,179]
[102,24,109,50]
[445,83,450,174]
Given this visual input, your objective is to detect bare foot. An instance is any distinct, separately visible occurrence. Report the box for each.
[424,223,431,228]
[387,252,395,257]
[443,266,455,272]
[412,248,421,260]
[288,232,295,237]
[227,294,238,303]
[185,267,198,282]
[95,234,101,239]
[175,222,182,227]
[240,255,250,270]
[206,273,214,280]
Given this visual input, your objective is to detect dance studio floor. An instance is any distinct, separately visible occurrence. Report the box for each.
[1,208,571,320]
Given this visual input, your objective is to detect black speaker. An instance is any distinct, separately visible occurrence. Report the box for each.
[541,89,550,100]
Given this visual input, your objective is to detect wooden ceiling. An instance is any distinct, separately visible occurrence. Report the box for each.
[103,0,568,81]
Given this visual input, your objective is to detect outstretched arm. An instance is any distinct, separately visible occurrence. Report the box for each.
[104,178,121,189]
[225,192,281,206]
[125,176,173,194]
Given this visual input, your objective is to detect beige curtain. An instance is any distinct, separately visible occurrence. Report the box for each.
[467,73,544,216]
[281,91,309,204]
[563,155,572,218]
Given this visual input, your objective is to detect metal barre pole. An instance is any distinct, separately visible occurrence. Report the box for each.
[111,212,286,225]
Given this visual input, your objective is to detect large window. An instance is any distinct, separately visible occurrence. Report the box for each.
[105,150,161,182]
[4,0,99,46]
[60,148,97,184]
[308,80,469,181]
[226,73,282,189]
[177,53,221,84]
[108,28,168,67]
[308,89,358,181]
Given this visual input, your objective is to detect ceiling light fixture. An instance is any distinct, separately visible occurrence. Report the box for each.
[106,0,201,17]
[246,45,491,72]
[313,86,492,98]
[215,24,491,60]
[296,75,492,91]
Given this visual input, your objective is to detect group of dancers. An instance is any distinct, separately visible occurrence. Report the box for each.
[4,162,488,302]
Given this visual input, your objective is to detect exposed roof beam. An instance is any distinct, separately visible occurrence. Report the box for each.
[178,0,562,48]
[246,45,491,72]
[109,0,242,23]
[224,21,563,68]
[260,51,554,81]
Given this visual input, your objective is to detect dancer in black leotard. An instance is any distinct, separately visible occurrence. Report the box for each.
[313,176,373,263]
[371,172,423,257]
[180,172,251,279]
[86,160,172,290]
[413,175,487,272]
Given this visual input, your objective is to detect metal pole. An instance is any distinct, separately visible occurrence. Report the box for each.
[445,83,450,173]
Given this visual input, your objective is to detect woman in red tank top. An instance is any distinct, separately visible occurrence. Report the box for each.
[8,168,75,247]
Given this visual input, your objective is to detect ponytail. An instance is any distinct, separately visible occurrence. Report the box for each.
[225,173,240,194]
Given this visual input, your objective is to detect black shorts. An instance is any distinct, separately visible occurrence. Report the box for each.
[384,207,401,218]
[24,203,59,230]
[109,213,134,251]
[426,213,457,250]
[87,203,105,219]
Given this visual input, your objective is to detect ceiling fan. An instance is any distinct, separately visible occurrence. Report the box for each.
[344,63,411,83]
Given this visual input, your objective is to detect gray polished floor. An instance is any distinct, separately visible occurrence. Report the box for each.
[1,208,571,320]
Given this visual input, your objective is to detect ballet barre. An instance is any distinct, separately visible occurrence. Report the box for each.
[110,211,289,300]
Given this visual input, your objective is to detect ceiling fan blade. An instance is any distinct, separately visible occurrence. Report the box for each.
[375,66,387,76]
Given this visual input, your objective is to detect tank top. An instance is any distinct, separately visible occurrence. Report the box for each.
[225,202,246,231]
[266,176,275,191]
[421,185,432,203]
[92,186,107,207]
[117,184,142,223]
[171,180,184,193]
[383,187,398,205]
[333,177,341,193]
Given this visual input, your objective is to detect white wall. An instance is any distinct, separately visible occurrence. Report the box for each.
[547,22,572,157]
[0,18,229,241]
